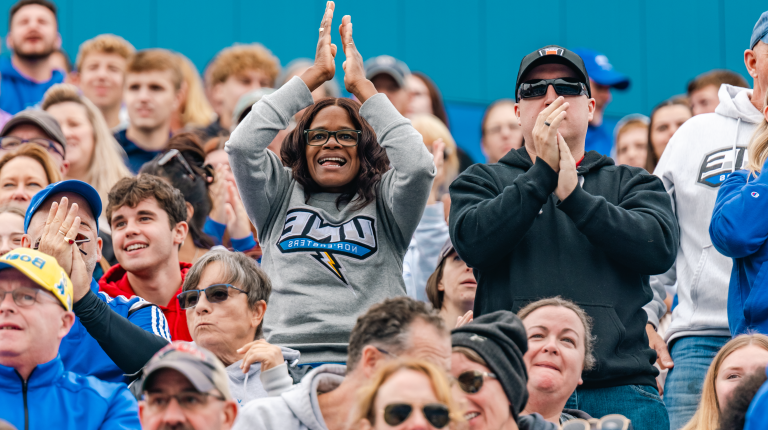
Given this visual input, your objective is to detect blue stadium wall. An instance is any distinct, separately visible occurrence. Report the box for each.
[1,0,765,163]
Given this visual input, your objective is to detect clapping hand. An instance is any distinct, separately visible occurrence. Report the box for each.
[339,14,377,103]
[427,139,446,205]
[300,1,338,92]
[555,132,578,201]
[531,96,569,172]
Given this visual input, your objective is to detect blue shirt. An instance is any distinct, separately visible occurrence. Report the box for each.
[584,120,616,157]
[113,129,163,173]
[0,56,64,114]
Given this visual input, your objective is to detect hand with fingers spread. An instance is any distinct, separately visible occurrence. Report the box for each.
[339,14,377,103]
[555,132,579,201]
[300,1,338,92]
[237,339,285,373]
[532,96,569,171]
[427,139,446,205]
[455,310,473,328]
[208,164,229,225]
[225,182,253,240]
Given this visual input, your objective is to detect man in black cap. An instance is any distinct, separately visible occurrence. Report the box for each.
[449,45,677,430]
[0,109,68,175]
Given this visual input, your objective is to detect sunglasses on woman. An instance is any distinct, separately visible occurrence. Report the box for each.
[454,369,497,394]
[517,77,588,100]
[177,284,245,310]
[383,403,450,428]
[562,414,631,430]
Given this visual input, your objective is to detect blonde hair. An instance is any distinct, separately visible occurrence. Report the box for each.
[41,84,132,208]
[354,359,463,427]
[127,49,183,90]
[174,53,215,128]
[681,334,768,430]
[616,119,649,147]
[410,114,460,187]
[0,144,62,185]
[207,43,280,87]
[75,34,135,71]
[747,90,768,176]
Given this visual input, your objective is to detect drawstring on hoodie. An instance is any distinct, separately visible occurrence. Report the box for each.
[242,372,249,405]
[733,118,741,175]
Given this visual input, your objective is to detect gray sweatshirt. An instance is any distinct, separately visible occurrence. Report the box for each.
[643,84,763,343]
[226,345,300,407]
[226,77,435,363]
[232,364,346,430]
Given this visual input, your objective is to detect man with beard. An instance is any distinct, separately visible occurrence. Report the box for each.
[0,0,64,114]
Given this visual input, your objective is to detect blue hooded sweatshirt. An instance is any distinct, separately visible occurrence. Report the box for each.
[0,56,64,114]
[710,160,768,335]
[0,355,141,430]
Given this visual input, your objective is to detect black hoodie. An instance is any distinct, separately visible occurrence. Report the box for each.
[449,147,678,389]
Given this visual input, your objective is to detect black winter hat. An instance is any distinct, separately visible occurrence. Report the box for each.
[451,310,529,421]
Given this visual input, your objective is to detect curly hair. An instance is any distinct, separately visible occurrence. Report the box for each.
[280,97,390,211]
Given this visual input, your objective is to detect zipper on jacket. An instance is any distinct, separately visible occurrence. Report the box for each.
[15,368,34,430]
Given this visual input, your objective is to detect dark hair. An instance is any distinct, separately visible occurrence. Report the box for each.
[9,0,56,27]
[481,99,516,137]
[426,253,451,310]
[140,133,215,249]
[412,72,449,128]
[347,297,446,373]
[52,48,72,73]
[688,69,749,95]
[645,96,691,173]
[718,366,767,430]
[280,97,390,210]
[106,174,187,230]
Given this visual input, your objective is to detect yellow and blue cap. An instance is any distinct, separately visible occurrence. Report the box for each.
[0,248,73,311]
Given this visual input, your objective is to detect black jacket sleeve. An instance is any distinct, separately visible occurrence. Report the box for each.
[73,289,170,374]
[556,169,678,275]
[449,159,559,269]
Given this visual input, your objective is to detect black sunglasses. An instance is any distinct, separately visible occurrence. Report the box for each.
[303,129,362,147]
[33,232,90,256]
[454,369,497,394]
[177,283,246,310]
[517,77,588,100]
[383,403,450,428]
[159,149,197,181]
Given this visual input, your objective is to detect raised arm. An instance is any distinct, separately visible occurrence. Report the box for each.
[710,166,768,258]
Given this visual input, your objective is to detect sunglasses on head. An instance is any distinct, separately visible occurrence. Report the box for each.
[454,369,497,394]
[517,77,588,100]
[177,284,246,310]
[159,149,198,182]
[383,403,450,428]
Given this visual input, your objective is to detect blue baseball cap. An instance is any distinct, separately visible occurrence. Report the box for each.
[751,11,768,49]
[571,48,630,90]
[24,180,102,234]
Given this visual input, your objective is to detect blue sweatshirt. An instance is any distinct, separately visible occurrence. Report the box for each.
[710,161,768,335]
[113,129,163,174]
[0,56,64,114]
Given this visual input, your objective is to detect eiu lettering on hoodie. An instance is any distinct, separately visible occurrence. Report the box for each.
[0,57,64,114]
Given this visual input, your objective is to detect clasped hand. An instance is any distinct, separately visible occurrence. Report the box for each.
[531,96,578,201]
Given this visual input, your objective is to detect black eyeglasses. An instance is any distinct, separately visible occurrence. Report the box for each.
[143,391,225,412]
[34,232,90,256]
[0,286,60,308]
[304,129,361,147]
[159,149,197,182]
[177,283,246,310]
[383,403,450,428]
[0,136,65,159]
[453,370,497,394]
[517,77,588,100]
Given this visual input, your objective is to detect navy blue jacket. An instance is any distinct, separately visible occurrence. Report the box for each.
[0,57,64,114]
[113,129,162,174]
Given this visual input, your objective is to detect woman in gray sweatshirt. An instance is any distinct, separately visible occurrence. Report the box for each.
[226,6,435,366]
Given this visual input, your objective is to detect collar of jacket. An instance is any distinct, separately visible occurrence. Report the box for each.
[0,354,65,390]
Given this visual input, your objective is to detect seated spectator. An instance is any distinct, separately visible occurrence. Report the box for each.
[0,0,64,115]
[202,43,280,139]
[719,367,767,430]
[116,49,184,173]
[49,48,72,79]
[517,297,596,425]
[0,144,61,210]
[0,248,140,429]
[613,114,649,168]
[688,69,749,116]
[99,174,193,341]
[354,359,461,430]
[181,249,298,405]
[365,54,411,115]
[681,334,768,430]
[70,34,135,131]
[227,8,434,365]
[406,72,450,126]
[411,114,460,194]
[645,96,692,172]
[42,83,133,229]
[171,53,215,132]
[426,238,475,328]
[0,206,25,256]
[480,99,523,164]
[451,310,557,430]
[138,342,238,430]
[710,93,768,335]
[22,180,171,382]
[0,109,68,175]
[232,296,451,430]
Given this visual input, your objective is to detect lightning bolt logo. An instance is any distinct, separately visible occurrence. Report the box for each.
[311,251,348,285]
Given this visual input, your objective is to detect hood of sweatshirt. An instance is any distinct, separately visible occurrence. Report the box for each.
[283,364,346,430]
[499,146,616,175]
[715,84,764,124]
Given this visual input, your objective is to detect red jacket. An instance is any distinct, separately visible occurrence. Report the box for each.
[99,262,193,341]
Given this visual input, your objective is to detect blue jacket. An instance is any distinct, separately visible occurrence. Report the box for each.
[0,355,141,430]
[745,367,768,430]
[710,165,768,335]
[0,56,64,114]
[113,129,162,174]
[59,280,171,383]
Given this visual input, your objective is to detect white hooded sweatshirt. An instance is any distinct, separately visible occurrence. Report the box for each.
[643,84,763,343]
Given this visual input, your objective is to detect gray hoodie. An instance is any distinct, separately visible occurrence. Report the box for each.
[644,84,763,343]
[226,346,300,407]
[227,77,435,364]
[232,364,346,430]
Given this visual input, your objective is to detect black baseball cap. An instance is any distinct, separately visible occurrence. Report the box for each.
[515,45,592,102]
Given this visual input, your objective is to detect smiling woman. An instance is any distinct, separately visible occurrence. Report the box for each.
[0,144,61,211]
